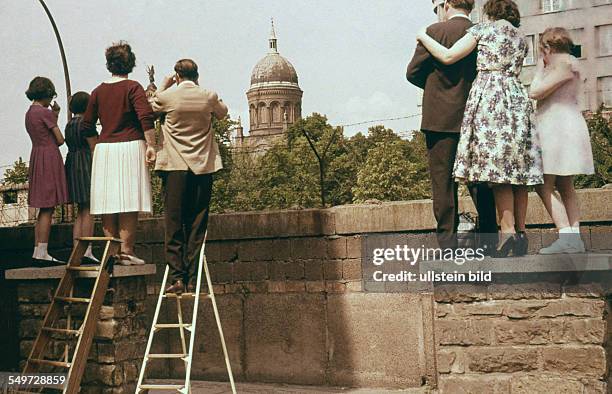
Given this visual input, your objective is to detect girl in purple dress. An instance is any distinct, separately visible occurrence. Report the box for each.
[25,77,69,266]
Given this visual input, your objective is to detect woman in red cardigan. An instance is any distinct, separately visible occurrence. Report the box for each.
[81,41,156,265]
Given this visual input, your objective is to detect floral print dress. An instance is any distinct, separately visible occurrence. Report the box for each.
[453,21,543,185]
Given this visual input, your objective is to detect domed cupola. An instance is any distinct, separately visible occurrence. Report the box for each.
[246,19,303,137]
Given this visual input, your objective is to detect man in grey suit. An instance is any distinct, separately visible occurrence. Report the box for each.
[406,0,498,252]
[151,59,228,293]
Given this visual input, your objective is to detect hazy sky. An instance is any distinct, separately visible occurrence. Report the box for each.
[0,0,434,170]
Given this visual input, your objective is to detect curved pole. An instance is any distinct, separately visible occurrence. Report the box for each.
[38,0,72,121]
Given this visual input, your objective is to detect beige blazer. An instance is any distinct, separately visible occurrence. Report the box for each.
[152,81,228,174]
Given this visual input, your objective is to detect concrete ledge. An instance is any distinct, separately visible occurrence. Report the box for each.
[5,264,156,280]
[420,253,612,274]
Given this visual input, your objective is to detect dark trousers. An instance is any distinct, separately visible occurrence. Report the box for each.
[162,170,213,283]
[424,131,498,249]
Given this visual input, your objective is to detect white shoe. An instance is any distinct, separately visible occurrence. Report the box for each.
[539,238,585,254]
[118,253,145,265]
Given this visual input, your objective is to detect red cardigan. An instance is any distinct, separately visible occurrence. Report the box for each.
[81,79,155,143]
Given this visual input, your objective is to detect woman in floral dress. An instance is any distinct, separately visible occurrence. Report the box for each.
[417,0,543,257]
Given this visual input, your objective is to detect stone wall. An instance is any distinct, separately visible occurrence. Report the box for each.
[1,188,611,391]
[10,269,154,394]
[434,284,610,393]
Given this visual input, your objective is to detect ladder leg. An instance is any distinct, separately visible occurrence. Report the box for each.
[136,265,171,392]
[201,240,237,394]
[176,296,188,356]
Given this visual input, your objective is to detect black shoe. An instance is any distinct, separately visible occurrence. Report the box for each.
[491,234,518,258]
[81,256,100,265]
[32,257,66,267]
[515,231,528,256]
[165,280,185,294]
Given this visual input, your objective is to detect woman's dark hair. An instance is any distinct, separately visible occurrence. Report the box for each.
[25,76,57,101]
[483,0,521,28]
[69,91,90,114]
[105,41,136,75]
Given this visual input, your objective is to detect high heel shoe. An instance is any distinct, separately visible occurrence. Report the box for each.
[514,231,528,256]
[491,234,518,258]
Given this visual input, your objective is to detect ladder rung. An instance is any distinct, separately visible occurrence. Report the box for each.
[154,323,192,329]
[77,236,122,242]
[162,292,207,299]
[42,327,80,336]
[139,384,185,390]
[67,266,100,271]
[147,353,187,359]
[29,358,71,368]
[56,296,91,303]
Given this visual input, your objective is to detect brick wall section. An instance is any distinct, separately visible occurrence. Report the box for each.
[434,284,611,393]
[16,276,150,394]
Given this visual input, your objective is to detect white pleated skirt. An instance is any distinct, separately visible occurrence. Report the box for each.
[90,140,152,214]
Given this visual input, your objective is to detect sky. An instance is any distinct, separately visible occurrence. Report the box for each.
[0,0,434,170]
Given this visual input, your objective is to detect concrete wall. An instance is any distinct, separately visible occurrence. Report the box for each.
[1,188,611,390]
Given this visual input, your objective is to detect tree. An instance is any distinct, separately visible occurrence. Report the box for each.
[352,138,428,203]
[2,157,29,185]
[575,108,612,188]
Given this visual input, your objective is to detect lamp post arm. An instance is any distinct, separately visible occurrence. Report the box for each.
[38,0,72,121]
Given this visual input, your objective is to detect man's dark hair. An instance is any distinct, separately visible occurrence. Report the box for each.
[25,76,56,101]
[69,91,90,114]
[446,0,475,13]
[105,41,136,75]
[484,0,521,28]
[174,59,199,81]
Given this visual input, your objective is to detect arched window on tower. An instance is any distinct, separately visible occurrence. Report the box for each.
[258,102,268,124]
[250,104,256,127]
[271,102,281,123]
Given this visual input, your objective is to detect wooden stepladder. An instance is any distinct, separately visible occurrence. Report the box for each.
[136,235,236,394]
[20,237,121,394]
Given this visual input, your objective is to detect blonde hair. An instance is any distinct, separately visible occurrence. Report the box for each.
[540,27,574,54]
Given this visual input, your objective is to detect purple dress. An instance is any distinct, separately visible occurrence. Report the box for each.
[25,105,69,208]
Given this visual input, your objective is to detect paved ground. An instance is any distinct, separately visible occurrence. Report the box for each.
[147,380,431,394]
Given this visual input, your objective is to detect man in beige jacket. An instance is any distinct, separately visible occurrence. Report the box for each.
[152,59,228,293]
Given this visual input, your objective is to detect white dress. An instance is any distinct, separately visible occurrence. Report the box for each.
[533,58,594,176]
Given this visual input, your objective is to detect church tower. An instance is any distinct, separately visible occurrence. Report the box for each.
[244,19,303,150]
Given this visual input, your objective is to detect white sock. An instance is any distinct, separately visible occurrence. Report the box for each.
[570,226,580,234]
[37,243,52,260]
[84,244,99,261]
[559,227,573,234]
[33,245,39,259]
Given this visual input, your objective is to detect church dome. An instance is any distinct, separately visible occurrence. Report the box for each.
[250,53,298,86]
[249,20,300,89]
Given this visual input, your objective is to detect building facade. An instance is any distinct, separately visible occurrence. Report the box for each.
[469,0,612,111]
[234,20,303,153]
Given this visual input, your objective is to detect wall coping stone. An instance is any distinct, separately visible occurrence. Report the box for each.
[5,264,156,280]
[0,188,610,247]
[420,253,612,274]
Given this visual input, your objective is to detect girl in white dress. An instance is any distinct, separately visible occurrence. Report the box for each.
[529,28,595,254]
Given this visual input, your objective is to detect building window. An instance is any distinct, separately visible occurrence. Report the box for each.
[2,191,18,204]
[541,0,562,13]
[569,28,584,58]
[524,35,536,65]
[598,76,612,108]
[597,25,612,56]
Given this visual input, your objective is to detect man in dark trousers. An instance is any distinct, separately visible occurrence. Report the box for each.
[151,59,228,293]
[406,0,498,252]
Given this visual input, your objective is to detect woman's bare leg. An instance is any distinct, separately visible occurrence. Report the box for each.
[492,184,516,236]
[118,212,138,256]
[513,185,529,232]
[36,208,54,244]
[101,214,119,239]
[535,175,571,229]
[555,176,580,228]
